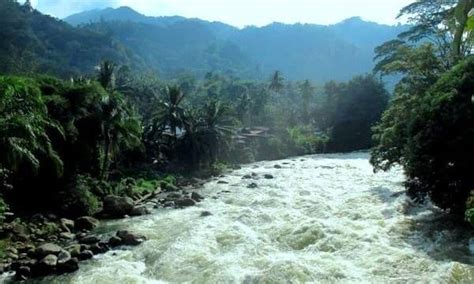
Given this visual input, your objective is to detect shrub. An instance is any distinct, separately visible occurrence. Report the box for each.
[60,175,101,217]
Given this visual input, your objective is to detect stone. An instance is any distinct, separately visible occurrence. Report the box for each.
[79,250,94,260]
[15,266,31,280]
[79,235,101,244]
[174,198,196,208]
[75,216,99,231]
[108,236,122,247]
[59,232,76,240]
[116,230,146,246]
[35,243,63,258]
[264,174,274,179]
[247,183,258,189]
[66,244,81,257]
[57,257,79,273]
[57,251,71,265]
[191,192,204,202]
[89,243,106,254]
[274,164,282,169]
[103,195,135,218]
[166,193,182,200]
[130,206,151,216]
[35,254,58,275]
[200,211,213,217]
[217,180,229,184]
[60,218,75,232]
[242,175,252,179]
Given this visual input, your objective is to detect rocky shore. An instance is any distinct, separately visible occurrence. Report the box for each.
[0,178,207,282]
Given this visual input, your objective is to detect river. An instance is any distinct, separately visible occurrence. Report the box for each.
[43,152,474,283]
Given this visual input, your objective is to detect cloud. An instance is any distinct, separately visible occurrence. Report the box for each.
[30,0,121,18]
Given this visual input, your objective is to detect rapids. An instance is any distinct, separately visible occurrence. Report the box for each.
[43,153,474,283]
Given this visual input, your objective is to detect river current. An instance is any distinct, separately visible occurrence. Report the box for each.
[44,153,474,283]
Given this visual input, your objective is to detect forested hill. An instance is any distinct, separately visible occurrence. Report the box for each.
[0,0,139,77]
[65,7,407,81]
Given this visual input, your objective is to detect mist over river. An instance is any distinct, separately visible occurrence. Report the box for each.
[42,153,474,283]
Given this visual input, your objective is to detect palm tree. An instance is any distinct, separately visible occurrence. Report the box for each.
[197,99,234,165]
[0,76,64,176]
[97,61,116,91]
[99,92,142,179]
[149,85,187,141]
[269,71,284,93]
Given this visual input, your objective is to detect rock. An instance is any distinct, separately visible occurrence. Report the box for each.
[12,223,27,235]
[60,218,75,232]
[15,266,31,280]
[217,180,229,184]
[264,174,274,179]
[166,193,182,200]
[108,236,122,247]
[66,244,81,257]
[6,247,18,255]
[35,243,63,258]
[6,252,18,260]
[247,183,258,189]
[274,164,282,169]
[174,198,196,208]
[116,230,146,246]
[79,235,101,244]
[200,211,213,217]
[191,192,204,202]
[130,206,150,216]
[57,251,71,265]
[89,243,107,254]
[14,233,30,242]
[46,214,58,221]
[79,250,94,260]
[103,195,135,218]
[36,254,58,275]
[59,232,76,240]
[75,216,99,231]
[57,257,79,273]
[242,175,252,179]
[163,201,174,208]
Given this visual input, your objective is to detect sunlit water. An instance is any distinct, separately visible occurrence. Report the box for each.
[40,153,474,283]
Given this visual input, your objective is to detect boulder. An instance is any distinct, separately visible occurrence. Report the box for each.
[247,183,258,189]
[264,174,274,179]
[57,257,79,273]
[59,232,75,240]
[191,192,204,202]
[116,230,146,246]
[108,236,122,247]
[274,164,282,169]
[60,218,75,232]
[103,195,134,218]
[79,250,94,260]
[130,206,151,216]
[66,244,81,257]
[35,254,58,275]
[15,266,31,281]
[200,211,213,217]
[35,243,63,258]
[217,181,229,184]
[174,198,196,208]
[57,251,71,265]
[79,235,101,244]
[242,175,252,179]
[75,216,99,231]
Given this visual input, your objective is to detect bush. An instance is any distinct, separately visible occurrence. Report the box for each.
[60,175,101,218]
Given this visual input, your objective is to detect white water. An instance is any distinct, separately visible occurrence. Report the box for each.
[46,153,474,283]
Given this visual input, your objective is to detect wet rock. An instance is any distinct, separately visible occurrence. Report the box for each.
[166,193,182,200]
[242,175,252,179]
[200,211,213,217]
[66,244,81,257]
[130,206,151,216]
[57,257,79,273]
[57,251,71,265]
[79,235,101,244]
[108,236,122,247]
[103,195,135,218]
[247,183,258,189]
[79,250,94,260]
[274,164,282,169]
[264,174,274,179]
[174,198,196,208]
[6,252,18,260]
[217,180,229,184]
[89,243,108,254]
[59,232,76,240]
[191,192,204,202]
[163,201,175,208]
[116,230,146,246]
[75,216,99,231]
[15,266,31,281]
[35,243,63,258]
[35,254,58,275]
[60,218,75,232]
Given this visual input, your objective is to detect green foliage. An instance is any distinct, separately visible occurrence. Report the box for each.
[60,175,101,218]
[372,57,474,212]
[287,126,329,155]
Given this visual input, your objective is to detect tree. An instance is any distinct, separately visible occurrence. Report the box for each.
[269,71,284,93]
[299,80,314,123]
[97,60,116,91]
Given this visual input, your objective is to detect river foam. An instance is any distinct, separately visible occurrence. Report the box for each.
[43,153,474,283]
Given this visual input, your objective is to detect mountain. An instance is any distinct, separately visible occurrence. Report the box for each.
[0,0,137,77]
[65,7,407,82]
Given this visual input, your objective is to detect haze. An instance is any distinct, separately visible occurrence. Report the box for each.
[25,0,412,27]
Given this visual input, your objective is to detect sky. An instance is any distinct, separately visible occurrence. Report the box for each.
[24,0,414,28]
